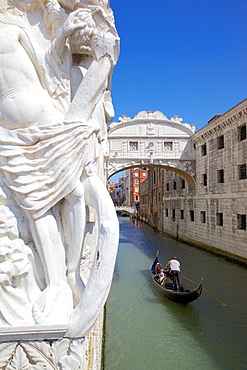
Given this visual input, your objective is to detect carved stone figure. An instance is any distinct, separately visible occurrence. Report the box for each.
[0,0,119,344]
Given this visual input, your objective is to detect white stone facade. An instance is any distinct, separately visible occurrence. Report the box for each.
[162,98,247,260]
[108,110,196,183]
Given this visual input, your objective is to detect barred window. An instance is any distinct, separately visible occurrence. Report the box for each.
[239,124,246,141]
[201,144,207,156]
[202,173,207,186]
[217,135,224,150]
[237,214,246,230]
[201,211,206,223]
[239,164,247,180]
[217,212,223,226]
[129,141,138,150]
[217,169,224,183]
[164,142,173,150]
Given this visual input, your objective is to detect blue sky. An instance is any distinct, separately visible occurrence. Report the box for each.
[108,0,247,181]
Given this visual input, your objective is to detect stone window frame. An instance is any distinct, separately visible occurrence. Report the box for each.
[172,209,176,220]
[217,135,224,150]
[237,214,246,230]
[173,181,177,190]
[201,211,206,223]
[129,141,138,151]
[164,141,173,151]
[239,123,246,142]
[238,163,247,180]
[201,143,207,156]
[217,212,223,226]
[202,173,207,186]
[165,208,169,217]
[217,169,224,183]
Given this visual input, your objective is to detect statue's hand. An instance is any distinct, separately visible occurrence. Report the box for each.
[84,118,100,140]
[62,8,94,38]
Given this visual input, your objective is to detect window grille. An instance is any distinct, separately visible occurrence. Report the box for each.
[239,124,246,141]
[239,164,247,180]
[217,212,223,226]
[217,169,224,183]
[129,141,138,150]
[172,209,176,220]
[217,135,224,150]
[237,214,246,230]
[201,211,206,223]
[201,144,207,156]
[164,142,173,150]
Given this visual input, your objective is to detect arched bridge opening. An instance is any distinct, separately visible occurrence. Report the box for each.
[108,163,195,184]
[107,110,196,183]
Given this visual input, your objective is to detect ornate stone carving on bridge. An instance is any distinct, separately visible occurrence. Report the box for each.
[108,110,196,182]
[0,0,119,367]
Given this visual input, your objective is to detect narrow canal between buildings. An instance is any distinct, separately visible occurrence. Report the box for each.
[103,217,247,370]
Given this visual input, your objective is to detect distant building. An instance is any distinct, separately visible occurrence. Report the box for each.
[140,168,164,229]
[141,98,247,260]
[113,177,125,206]
[108,183,115,203]
[121,171,130,206]
[129,168,148,210]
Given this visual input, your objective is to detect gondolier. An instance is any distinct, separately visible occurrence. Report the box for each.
[151,253,203,304]
[166,256,184,291]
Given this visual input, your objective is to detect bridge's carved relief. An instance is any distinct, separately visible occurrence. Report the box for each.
[107,110,196,183]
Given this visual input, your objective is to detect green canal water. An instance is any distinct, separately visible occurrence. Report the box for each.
[103,217,247,370]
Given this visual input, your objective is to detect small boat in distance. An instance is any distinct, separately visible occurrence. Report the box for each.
[151,254,203,304]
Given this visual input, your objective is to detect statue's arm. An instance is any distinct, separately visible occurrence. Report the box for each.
[65,23,119,124]
[18,28,46,86]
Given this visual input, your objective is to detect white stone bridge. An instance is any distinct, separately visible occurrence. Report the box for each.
[115,206,135,215]
[107,110,196,182]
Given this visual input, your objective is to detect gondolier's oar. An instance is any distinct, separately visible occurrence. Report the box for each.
[182,275,228,307]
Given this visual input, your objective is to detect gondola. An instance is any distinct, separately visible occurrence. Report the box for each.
[151,254,203,304]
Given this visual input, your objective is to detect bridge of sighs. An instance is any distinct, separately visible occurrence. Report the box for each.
[107,110,196,182]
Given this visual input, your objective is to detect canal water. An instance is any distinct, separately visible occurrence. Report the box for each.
[103,217,247,370]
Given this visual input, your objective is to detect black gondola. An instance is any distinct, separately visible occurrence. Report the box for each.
[151,254,203,304]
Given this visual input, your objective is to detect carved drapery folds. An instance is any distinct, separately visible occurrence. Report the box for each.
[0,0,119,365]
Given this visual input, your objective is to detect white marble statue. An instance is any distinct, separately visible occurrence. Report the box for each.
[0,0,119,340]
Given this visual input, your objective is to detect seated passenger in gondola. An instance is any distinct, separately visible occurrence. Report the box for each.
[158,269,165,283]
[155,263,162,275]
[161,276,173,287]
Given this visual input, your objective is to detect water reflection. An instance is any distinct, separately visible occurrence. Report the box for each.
[103,217,247,370]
